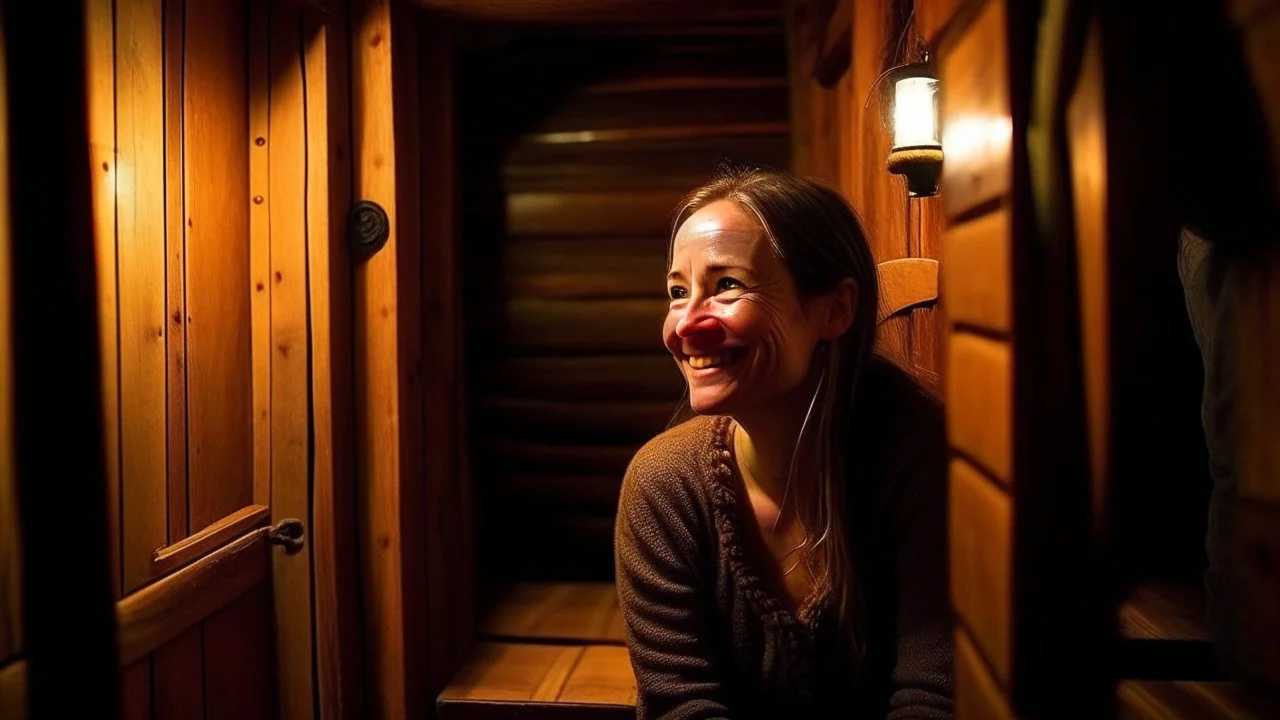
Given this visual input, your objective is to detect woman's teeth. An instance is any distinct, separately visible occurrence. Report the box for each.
[687,350,742,369]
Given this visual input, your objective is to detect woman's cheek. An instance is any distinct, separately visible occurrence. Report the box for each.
[661,310,681,354]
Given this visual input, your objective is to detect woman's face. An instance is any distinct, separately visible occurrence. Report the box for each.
[664,200,833,418]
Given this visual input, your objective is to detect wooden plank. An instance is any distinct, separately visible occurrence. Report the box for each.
[406,0,781,24]
[478,441,639,475]
[419,16,472,695]
[0,660,26,720]
[0,29,16,657]
[520,122,789,147]
[268,5,317,718]
[507,190,684,236]
[122,659,151,720]
[955,627,1014,720]
[916,0,970,46]
[939,0,1012,220]
[152,625,204,720]
[163,0,188,543]
[184,0,253,532]
[529,86,789,134]
[150,504,269,576]
[1119,583,1209,642]
[877,258,939,320]
[248,0,272,513]
[351,0,424,716]
[950,459,1013,686]
[492,238,668,300]
[203,582,276,720]
[492,474,623,515]
[438,643,584,703]
[306,7,365,718]
[481,583,622,644]
[1238,246,1280,504]
[476,397,674,441]
[1237,5,1280,180]
[116,529,269,666]
[85,0,122,598]
[850,0,907,264]
[942,207,1011,334]
[489,298,668,353]
[1118,680,1280,720]
[910,195,946,379]
[491,354,682,401]
[115,0,170,594]
[557,646,636,705]
[946,333,1013,482]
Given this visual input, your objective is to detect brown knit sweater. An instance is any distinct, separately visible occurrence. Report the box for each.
[614,359,953,719]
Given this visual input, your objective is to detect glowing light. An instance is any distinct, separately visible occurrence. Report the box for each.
[892,77,940,150]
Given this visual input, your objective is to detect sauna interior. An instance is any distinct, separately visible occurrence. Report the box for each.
[1,0,1278,718]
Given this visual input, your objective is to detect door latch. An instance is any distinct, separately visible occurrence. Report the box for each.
[267,518,305,554]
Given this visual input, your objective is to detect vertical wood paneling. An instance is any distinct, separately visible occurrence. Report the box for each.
[122,659,152,720]
[0,2,16,661]
[249,0,272,509]
[203,583,277,720]
[268,4,317,717]
[352,0,419,715]
[0,661,26,720]
[184,0,253,531]
[164,0,189,543]
[307,5,365,716]
[85,0,123,598]
[152,626,204,720]
[116,0,170,593]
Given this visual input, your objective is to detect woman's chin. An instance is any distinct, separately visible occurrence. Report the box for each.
[688,391,736,416]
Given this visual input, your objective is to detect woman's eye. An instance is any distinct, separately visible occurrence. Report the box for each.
[717,277,745,292]
[668,285,688,300]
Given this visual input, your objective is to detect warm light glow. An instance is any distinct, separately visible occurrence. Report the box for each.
[941,114,1013,166]
[892,77,940,150]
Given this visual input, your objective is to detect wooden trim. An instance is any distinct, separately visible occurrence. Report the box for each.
[877,257,939,321]
[149,503,269,576]
[523,122,788,145]
[117,528,269,666]
[249,0,272,510]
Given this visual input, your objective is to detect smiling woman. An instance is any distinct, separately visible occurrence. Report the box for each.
[614,165,953,718]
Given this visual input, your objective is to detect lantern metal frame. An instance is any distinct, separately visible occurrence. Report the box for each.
[865,55,943,198]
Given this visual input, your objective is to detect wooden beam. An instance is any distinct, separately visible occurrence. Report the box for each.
[406,0,782,24]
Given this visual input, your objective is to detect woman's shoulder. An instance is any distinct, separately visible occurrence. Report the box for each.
[621,413,722,502]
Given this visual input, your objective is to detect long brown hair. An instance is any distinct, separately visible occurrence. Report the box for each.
[665,165,882,650]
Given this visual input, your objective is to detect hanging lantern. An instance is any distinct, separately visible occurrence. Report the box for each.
[870,56,943,198]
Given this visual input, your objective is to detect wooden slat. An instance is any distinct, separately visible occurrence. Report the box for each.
[490,298,667,352]
[492,474,623,515]
[407,0,780,24]
[481,583,623,644]
[152,625,204,720]
[185,0,253,532]
[150,503,269,576]
[1236,4,1280,179]
[877,258,939,320]
[122,659,150,720]
[946,333,1013,482]
[939,0,1012,219]
[942,208,1011,334]
[493,238,667,299]
[950,459,1013,686]
[0,44,16,659]
[910,194,946,379]
[0,660,25,720]
[478,441,638,475]
[268,5,317,718]
[557,646,636,705]
[85,0,121,598]
[115,0,170,594]
[507,190,684,236]
[520,122,789,147]
[438,643,584,703]
[476,397,674,441]
[529,86,788,135]
[916,0,970,46]
[307,7,364,719]
[116,528,269,666]
[203,582,276,720]
[492,354,682,401]
[248,0,272,513]
[1119,583,1209,643]
[955,628,1014,720]
[1118,680,1280,720]
[163,0,188,544]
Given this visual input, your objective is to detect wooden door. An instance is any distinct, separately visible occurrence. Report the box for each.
[81,0,358,717]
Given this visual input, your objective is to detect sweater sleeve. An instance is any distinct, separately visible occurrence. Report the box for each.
[886,406,955,719]
[615,450,733,719]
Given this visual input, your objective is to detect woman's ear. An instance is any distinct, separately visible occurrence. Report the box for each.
[816,277,857,340]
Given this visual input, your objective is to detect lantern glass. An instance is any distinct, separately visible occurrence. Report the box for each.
[892,76,940,150]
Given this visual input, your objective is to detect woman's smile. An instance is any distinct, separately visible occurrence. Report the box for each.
[683,347,748,371]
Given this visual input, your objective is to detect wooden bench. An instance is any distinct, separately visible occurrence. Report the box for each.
[438,642,636,719]
[1118,680,1280,719]
[1117,581,1221,681]
[479,582,625,645]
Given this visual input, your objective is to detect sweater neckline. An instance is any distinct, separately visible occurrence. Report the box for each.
[705,415,828,632]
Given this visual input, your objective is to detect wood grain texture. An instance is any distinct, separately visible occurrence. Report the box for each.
[938,0,1012,219]
[406,0,780,24]
[164,0,189,544]
[185,0,253,532]
[249,0,272,512]
[203,582,277,720]
[150,504,269,576]
[486,298,667,352]
[0,660,26,720]
[306,6,366,718]
[877,258,939,320]
[115,0,170,594]
[476,397,675,442]
[481,583,624,644]
[491,238,668,300]
[1117,680,1280,720]
[946,332,1012,483]
[557,646,636,705]
[152,625,204,720]
[0,41,17,659]
[507,190,684,236]
[122,659,150,720]
[950,459,1013,687]
[85,0,122,598]
[955,627,1014,720]
[941,207,1011,333]
[116,529,269,666]
[490,355,682,402]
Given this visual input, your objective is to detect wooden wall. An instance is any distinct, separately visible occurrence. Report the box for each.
[459,21,791,582]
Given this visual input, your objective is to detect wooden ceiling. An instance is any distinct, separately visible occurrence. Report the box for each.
[406,0,784,25]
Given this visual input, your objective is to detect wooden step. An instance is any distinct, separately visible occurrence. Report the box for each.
[1118,582,1221,680]
[480,582,625,645]
[438,642,636,719]
[1118,680,1280,719]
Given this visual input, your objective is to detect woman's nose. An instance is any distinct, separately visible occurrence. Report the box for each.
[675,302,722,338]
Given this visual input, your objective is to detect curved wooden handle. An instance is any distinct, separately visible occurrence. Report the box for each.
[877,257,939,322]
